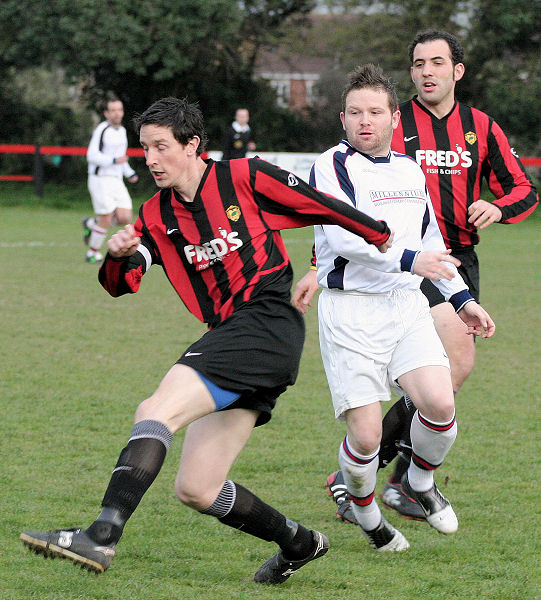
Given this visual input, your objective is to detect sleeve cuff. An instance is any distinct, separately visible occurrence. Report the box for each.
[400,249,420,273]
[379,220,391,237]
[449,289,475,312]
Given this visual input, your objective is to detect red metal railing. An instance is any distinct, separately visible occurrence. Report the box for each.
[0,144,146,195]
[0,144,145,156]
[1,143,539,196]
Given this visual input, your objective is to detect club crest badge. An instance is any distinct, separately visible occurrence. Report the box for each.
[226,205,241,221]
[465,131,477,145]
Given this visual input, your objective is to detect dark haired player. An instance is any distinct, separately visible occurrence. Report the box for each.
[20,97,393,584]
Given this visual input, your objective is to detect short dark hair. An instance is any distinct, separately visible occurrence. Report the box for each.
[134,97,208,155]
[101,92,121,113]
[408,30,464,65]
[341,64,398,113]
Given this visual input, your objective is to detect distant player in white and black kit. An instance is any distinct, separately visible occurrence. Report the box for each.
[303,64,495,552]
[82,94,138,264]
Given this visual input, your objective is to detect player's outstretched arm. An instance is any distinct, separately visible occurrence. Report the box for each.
[458,302,496,338]
[412,249,461,281]
[108,224,140,258]
[292,269,319,314]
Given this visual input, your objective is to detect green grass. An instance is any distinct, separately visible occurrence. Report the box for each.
[1,187,540,600]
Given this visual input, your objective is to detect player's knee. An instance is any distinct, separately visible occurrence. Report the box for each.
[174,480,197,507]
[97,214,113,229]
[421,394,455,423]
[346,431,381,457]
[134,397,151,421]
[134,395,167,425]
[174,479,214,510]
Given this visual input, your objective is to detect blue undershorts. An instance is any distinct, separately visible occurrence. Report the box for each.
[197,372,241,410]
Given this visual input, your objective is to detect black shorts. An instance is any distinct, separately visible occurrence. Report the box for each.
[176,294,305,426]
[420,247,480,307]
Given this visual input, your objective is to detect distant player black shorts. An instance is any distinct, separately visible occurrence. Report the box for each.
[421,247,480,307]
[176,294,305,427]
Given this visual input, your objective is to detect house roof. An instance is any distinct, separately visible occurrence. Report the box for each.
[254,46,331,77]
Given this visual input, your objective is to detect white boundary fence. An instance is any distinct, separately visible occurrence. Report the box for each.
[207,151,320,182]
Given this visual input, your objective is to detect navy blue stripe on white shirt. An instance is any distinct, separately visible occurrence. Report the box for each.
[332,145,357,207]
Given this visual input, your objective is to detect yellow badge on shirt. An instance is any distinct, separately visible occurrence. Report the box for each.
[226,205,241,221]
[465,131,477,145]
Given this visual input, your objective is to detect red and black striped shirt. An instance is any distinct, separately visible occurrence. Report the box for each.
[393,97,538,250]
[99,157,389,327]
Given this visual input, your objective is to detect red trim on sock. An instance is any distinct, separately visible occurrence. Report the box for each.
[411,451,440,471]
[418,412,455,432]
[350,491,375,506]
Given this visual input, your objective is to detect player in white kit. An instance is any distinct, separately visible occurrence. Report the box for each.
[83,94,138,263]
[311,65,495,551]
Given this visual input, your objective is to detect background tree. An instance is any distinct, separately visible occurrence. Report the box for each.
[0,0,538,161]
[0,0,315,153]
[462,0,541,154]
[295,0,540,155]
[276,0,469,150]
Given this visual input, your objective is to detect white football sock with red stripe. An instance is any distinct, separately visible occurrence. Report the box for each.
[89,224,107,254]
[338,437,381,531]
[408,411,457,492]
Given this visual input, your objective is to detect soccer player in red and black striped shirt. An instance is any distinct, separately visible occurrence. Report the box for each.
[379,29,538,516]
[20,97,392,583]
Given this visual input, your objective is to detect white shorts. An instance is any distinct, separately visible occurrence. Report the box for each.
[318,287,450,420]
[88,175,132,215]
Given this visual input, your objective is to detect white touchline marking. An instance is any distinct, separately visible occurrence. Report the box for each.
[0,241,70,248]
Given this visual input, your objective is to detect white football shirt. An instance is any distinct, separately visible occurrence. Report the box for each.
[312,140,471,307]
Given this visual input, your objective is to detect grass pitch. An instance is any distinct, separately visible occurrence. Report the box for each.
[1,191,539,600]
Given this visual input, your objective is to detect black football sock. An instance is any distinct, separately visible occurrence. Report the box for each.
[86,420,173,545]
[388,399,415,484]
[85,512,124,546]
[281,522,315,561]
[202,480,314,560]
[389,453,411,484]
[379,395,416,469]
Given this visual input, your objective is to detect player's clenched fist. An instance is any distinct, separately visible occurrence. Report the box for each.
[108,224,140,258]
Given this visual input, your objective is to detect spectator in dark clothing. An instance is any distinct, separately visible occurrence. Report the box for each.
[222,108,256,159]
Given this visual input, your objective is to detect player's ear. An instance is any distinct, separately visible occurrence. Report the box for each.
[454,63,465,82]
[187,136,200,156]
[392,108,401,129]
